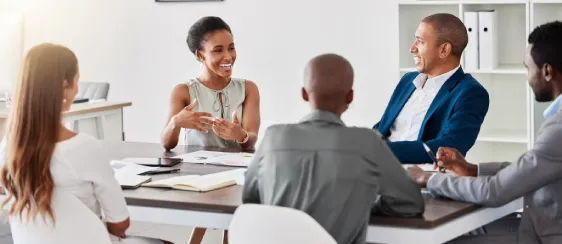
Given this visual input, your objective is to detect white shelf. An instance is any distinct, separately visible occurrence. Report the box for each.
[477,130,527,143]
[466,65,526,74]
[466,142,527,163]
[462,0,528,4]
[400,65,526,74]
[399,1,460,5]
[399,0,528,4]
[399,67,416,72]
[532,0,562,3]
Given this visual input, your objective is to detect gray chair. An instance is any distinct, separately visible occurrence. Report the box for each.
[77,82,110,100]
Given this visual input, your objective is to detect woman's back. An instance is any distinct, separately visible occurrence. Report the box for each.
[0,134,129,222]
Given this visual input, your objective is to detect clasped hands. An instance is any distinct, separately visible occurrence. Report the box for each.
[407,147,478,188]
[172,99,247,142]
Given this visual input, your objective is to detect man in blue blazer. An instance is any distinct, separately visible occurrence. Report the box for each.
[374,13,489,164]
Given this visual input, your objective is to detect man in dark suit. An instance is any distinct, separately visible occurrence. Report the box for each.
[409,21,562,244]
[374,13,489,164]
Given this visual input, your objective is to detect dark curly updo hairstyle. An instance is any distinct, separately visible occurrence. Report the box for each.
[186,16,232,55]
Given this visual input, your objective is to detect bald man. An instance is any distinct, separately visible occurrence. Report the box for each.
[243,54,424,244]
[374,13,489,164]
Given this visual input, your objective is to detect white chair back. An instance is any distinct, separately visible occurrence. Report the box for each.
[77,82,110,100]
[9,188,111,244]
[229,204,337,244]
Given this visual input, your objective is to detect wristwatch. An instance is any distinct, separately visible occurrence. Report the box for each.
[237,130,249,144]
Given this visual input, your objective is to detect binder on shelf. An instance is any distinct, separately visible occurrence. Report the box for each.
[463,11,479,71]
[478,10,498,70]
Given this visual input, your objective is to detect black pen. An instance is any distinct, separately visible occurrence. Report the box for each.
[140,169,180,175]
[423,143,445,173]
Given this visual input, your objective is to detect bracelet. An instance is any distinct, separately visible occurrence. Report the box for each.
[237,130,249,144]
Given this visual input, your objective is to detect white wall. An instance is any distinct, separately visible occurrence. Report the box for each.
[0,10,23,92]
[19,0,399,143]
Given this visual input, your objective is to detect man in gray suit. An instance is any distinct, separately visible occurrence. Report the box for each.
[243,53,424,244]
[408,21,562,244]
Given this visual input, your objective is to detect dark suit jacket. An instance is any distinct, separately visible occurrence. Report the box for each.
[374,67,489,164]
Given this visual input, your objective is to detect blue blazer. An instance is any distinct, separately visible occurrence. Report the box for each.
[374,67,489,164]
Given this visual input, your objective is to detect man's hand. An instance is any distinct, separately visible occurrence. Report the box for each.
[407,166,434,188]
[435,147,478,177]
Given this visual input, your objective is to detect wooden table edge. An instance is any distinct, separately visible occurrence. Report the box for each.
[369,204,482,229]
[64,101,132,116]
[125,196,238,214]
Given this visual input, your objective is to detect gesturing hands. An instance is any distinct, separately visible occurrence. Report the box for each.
[172,99,213,133]
[212,111,248,142]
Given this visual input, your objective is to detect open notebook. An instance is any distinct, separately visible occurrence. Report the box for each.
[142,168,246,192]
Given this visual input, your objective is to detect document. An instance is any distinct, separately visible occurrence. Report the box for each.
[172,150,231,164]
[110,160,154,188]
[110,160,159,175]
[402,164,441,172]
[207,153,253,167]
[174,150,254,167]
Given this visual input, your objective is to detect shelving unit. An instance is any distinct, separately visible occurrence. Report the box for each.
[398,0,562,163]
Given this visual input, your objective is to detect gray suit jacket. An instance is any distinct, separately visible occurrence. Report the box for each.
[243,110,424,244]
[427,108,562,244]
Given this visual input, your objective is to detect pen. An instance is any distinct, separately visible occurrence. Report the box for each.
[422,143,446,173]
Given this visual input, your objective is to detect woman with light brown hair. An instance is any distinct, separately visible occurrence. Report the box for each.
[0,43,170,244]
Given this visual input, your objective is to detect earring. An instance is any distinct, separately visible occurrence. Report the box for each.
[63,98,67,103]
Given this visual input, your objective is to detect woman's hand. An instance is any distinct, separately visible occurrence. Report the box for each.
[212,111,248,142]
[172,99,213,133]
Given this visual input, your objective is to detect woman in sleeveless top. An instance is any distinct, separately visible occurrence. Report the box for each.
[0,43,170,244]
[160,17,260,244]
[161,16,260,151]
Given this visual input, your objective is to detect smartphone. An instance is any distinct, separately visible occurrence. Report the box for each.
[422,143,446,173]
[122,157,182,167]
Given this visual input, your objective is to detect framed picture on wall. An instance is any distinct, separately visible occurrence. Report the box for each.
[156,0,222,2]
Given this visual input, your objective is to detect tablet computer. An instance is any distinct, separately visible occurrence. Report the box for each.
[123,157,182,167]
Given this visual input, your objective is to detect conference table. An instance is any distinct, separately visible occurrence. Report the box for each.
[102,141,522,244]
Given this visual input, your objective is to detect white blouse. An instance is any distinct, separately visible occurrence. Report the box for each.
[0,133,129,223]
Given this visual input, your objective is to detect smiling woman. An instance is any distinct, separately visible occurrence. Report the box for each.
[161,16,261,152]
[159,16,261,243]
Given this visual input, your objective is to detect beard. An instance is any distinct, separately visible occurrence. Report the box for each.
[533,78,553,102]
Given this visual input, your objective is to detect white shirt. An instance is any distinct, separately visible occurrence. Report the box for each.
[389,65,460,142]
[0,134,129,223]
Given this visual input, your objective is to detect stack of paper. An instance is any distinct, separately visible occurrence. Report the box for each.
[173,151,231,164]
[142,168,246,192]
[111,160,159,175]
[110,160,153,188]
[402,164,440,172]
[173,151,254,167]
